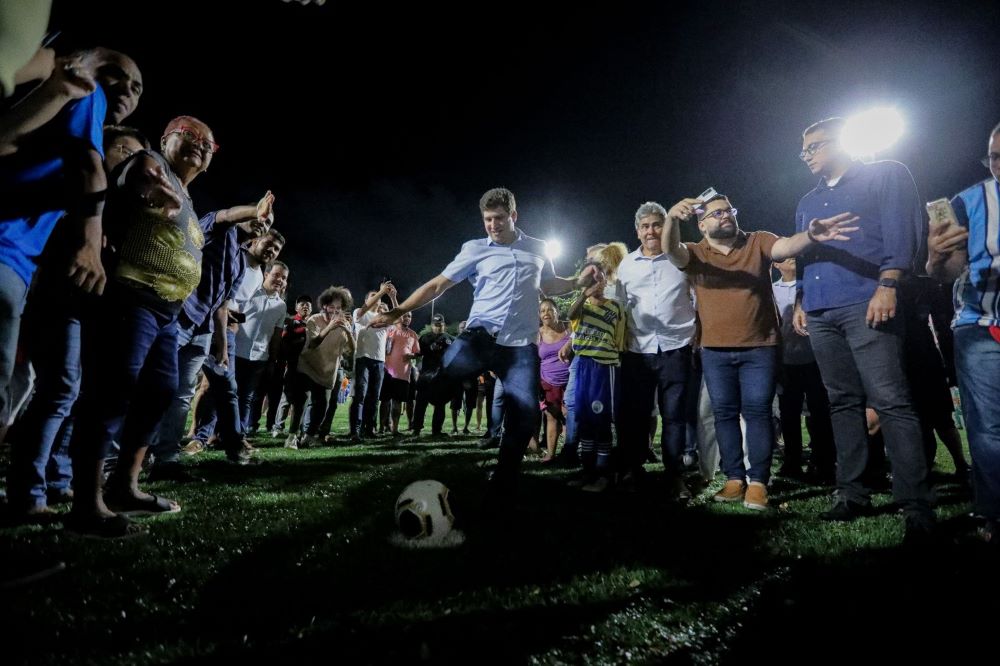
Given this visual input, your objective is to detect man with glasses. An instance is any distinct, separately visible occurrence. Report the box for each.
[661,194,855,511]
[926,120,1000,545]
[371,187,597,508]
[791,117,936,543]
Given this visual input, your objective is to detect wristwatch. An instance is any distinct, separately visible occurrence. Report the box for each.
[878,278,898,289]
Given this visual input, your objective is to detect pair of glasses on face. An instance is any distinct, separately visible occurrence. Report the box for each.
[799,140,832,160]
[167,126,220,154]
[982,152,1000,168]
[699,207,738,220]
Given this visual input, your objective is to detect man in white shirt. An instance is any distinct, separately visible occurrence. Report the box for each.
[373,187,595,502]
[616,201,697,498]
[349,281,397,441]
[235,262,289,433]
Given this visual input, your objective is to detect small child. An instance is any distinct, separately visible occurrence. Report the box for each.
[567,268,626,492]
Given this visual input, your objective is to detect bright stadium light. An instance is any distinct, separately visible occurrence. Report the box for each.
[840,107,905,159]
[544,239,562,261]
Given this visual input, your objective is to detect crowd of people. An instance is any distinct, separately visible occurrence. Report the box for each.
[1,34,998,547]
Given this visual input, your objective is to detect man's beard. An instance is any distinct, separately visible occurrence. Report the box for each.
[707,225,737,239]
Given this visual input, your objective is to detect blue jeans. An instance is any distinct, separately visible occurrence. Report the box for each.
[192,328,243,446]
[236,356,268,432]
[8,282,79,510]
[349,356,384,435]
[441,327,540,487]
[0,261,28,423]
[700,346,778,485]
[563,355,579,453]
[807,302,931,514]
[70,295,179,465]
[619,347,691,476]
[954,324,1000,520]
[152,323,211,463]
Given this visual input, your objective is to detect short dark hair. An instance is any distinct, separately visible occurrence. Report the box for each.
[318,285,353,311]
[803,117,846,138]
[295,294,312,305]
[268,260,289,273]
[103,125,150,152]
[479,187,516,214]
[992,120,1000,137]
[265,229,286,246]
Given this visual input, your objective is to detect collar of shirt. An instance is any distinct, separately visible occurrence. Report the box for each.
[815,162,861,191]
[486,228,524,247]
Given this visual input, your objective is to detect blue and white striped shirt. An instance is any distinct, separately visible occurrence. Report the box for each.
[952,178,1000,328]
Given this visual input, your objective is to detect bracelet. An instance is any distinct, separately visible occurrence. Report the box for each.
[806,228,818,242]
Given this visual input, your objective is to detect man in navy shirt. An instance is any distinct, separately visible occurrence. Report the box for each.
[791,117,934,542]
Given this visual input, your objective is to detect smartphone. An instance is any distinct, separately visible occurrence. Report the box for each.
[926,198,958,228]
[697,187,718,202]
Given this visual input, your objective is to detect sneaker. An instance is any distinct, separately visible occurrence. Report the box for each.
[819,499,872,521]
[581,477,610,493]
[226,446,254,465]
[462,428,471,435]
[299,434,319,449]
[270,427,284,438]
[349,433,362,444]
[284,434,300,450]
[743,482,769,511]
[668,475,692,501]
[181,440,205,456]
[713,479,746,503]
[566,472,591,488]
[46,489,74,505]
[477,436,499,450]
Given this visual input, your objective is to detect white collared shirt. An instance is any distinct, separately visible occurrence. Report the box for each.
[617,248,696,353]
[235,288,287,361]
[442,229,554,347]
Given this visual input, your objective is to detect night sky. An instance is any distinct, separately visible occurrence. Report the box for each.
[47,0,1000,327]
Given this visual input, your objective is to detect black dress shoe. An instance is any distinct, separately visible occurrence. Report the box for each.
[819,499,872,521]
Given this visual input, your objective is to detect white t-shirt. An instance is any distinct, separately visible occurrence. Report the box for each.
[229,265,263,313]
[353,308,388,362]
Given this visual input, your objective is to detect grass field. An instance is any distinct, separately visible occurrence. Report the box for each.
[2,408,997,664]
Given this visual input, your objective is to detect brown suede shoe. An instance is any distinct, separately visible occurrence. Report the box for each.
[743,481,769,511]
[713,479,746,503]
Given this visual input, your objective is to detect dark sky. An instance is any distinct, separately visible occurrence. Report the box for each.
[48,0,1000,327]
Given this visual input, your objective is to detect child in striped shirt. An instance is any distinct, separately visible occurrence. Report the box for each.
[567,271,626,492]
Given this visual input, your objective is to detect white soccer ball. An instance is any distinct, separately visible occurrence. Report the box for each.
[394,480,455,542]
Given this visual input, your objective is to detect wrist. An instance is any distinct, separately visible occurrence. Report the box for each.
[877,277,898,289]
[806,228,818,243]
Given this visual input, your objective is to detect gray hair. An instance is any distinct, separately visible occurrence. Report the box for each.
[634,201,667,229]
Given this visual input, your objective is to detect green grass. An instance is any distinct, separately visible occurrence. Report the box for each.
[2,410,998,664]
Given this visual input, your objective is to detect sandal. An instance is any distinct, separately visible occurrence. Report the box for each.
[64,512,146,539]
[104,490,181,517]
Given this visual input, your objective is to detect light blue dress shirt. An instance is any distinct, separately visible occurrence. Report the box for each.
[442,229,554,347]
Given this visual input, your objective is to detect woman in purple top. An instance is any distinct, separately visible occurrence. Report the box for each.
[538,298,570,462]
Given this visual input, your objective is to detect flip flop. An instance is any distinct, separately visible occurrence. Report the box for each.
[64,513,146,539]
[104,491,181,517]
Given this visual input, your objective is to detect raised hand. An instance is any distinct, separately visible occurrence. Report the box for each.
[140,163,183,218]
[667,197,705,222]
[807,212,859,242]
[927,221,969,256]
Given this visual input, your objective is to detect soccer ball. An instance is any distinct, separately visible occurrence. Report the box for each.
[394,480,455,541]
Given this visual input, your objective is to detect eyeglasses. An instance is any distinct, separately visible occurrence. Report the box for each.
[699,207,738,220]
[981,152,1000,168]
[799,140,832,160]
[167,126,220,154]
[112,144,136,158]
